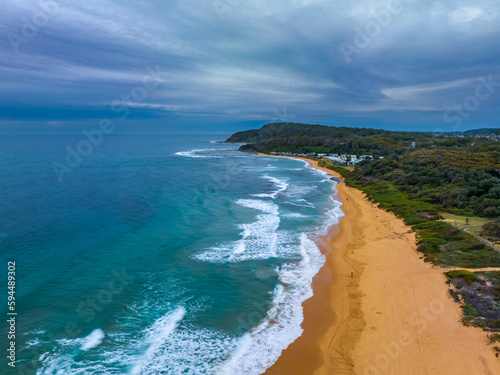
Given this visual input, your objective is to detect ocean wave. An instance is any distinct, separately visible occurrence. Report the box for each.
[24,337,43,350]
[174,148,240,158]
[129,307,186,374]
[287,198,315,208]
[220,233,325,375]
[80,329,105,351]
[251,176,288,199]
[195,199,280,263]
[34,305,241,375]
[282,212,309,219]
[36,329,106,374]
[263,175,289,198]
[132,326,238,375]
[283,184,315,197]
[53,328,105,352]
[113,302,240,375]
[24,328,46,336]
[314,195,344,236]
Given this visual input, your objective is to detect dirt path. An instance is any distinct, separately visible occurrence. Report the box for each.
[460,226,500,253]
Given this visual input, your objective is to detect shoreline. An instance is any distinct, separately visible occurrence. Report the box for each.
[260,155,500,375]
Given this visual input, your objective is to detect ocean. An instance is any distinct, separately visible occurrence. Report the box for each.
[0,134,343,375]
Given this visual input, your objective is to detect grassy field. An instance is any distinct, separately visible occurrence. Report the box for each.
[465,227,500,250]
[441,213,491,228]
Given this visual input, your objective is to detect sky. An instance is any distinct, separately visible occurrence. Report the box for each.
[1,0,500,134]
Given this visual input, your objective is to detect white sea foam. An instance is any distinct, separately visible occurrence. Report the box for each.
[36,305,240,375]
[129,326,239,375]
[289,198,315,208]
[50,328,105,352]
[237,198,278,214]
[315,195,344,236]
[24,338,43,349]
[283,212,309,219]
[220,233,325,375]
[174,149,208,158]
[80,329,105,351]
[262,175,289,198]
[36,329,106,374]
[251,175,288,199]
[129,306,186,375]
[175,148,237,158]
[195,199,280,263]
[24,328,46,336]
[283,184,315,197]
[114,300,240,375]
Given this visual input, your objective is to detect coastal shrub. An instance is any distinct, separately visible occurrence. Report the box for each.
[463,304,479,316]
[446,270,479,284]
[487,320,500,329]
[473,318,487,328]
[483,222,500,237]
[474,318,488,328]
[462,317,475,326]
[276,153,500,268]
[449,290,460,302]
[419,238,447,253]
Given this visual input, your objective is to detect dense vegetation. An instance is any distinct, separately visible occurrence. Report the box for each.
[445,270,500,329]
[464,128,500,135]
[351,151,500,218]
[318,159,500,268]
[227,122,500,268]
[226,122,397,144]
[483,221,500,238]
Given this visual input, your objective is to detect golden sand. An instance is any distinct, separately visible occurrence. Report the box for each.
[262,156,500,375]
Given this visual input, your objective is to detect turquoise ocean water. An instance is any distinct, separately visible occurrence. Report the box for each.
[0,134,343,374]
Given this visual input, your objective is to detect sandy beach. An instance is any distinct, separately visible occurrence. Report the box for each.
[263,156,500,375]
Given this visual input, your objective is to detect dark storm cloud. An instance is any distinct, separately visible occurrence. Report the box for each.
[1,0,499,132]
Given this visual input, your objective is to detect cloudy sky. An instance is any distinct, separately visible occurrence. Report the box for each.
[1,0,499,134]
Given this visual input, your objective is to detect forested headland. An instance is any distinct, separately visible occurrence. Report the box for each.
[227,123,500,267]
[227,122,500,328]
